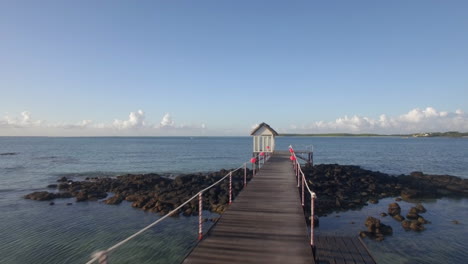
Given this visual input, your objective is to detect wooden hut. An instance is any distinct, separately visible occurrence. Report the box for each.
[250,122,279,154]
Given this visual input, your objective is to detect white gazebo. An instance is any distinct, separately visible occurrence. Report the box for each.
[250,122,279,154]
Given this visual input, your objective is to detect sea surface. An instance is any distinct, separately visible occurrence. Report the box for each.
[0,136,467,264]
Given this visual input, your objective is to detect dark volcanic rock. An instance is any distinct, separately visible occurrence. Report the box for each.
[388,203,401,216]
[24,191,56,201]
[104,195,123,205]
[57,177,68,182]
[415,203,427,213]
[301,164,467,217]
[361,216,392,241]
[25,168,254,216]
[406,207,420,220]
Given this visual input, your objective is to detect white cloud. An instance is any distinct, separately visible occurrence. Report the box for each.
[1,107,467,136]
[290,107,468,134]
[113,110,146,129]
[0,110,207,136]
[159,113,175,127]
[1,111,43,128]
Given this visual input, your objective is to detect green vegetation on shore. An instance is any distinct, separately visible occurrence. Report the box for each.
[280,131,468,138]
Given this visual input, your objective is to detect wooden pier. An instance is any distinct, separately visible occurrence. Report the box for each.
[315,236,376,264]
[183,152,376,264]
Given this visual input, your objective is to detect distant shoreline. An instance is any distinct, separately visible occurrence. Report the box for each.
[280,131,468,138]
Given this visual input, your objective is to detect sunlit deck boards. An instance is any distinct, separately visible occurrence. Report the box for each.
[183,152,314,264]
[315,236,377,264]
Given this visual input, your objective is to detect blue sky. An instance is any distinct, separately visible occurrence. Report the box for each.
[1,0,467,136]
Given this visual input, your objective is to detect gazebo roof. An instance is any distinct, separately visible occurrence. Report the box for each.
[250,122,279,136]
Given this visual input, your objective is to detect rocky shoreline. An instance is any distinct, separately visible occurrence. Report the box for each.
[25,169,253,216]
[301,164,468,217]
[25,164,467,239]
[300,164,467,240]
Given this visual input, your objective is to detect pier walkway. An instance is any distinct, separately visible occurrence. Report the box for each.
[183,152,314,264]
[85,150,376,264]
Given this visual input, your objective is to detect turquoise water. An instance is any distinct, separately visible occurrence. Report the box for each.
[0,136,467,263]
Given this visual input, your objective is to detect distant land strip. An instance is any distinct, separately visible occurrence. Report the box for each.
[279,131,468,138]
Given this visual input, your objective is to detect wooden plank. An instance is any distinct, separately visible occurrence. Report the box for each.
[352,238,377,264]
[183,153,314,264]
[315,236,337,264]
[314,236,376,264]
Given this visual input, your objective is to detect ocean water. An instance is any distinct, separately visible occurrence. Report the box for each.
[0,136,467,264]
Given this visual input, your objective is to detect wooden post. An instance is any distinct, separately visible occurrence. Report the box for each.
[198,192,203,240]
[229,172,232,204]
[97,251,108,264]
[301,176,304,207]
[311,193,315,247]
[296,162,300,188]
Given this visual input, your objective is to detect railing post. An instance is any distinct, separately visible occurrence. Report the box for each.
[301,175,304,207]
[229,172,232,204]
[98,251,108,264]
[198,192,203,240]
[244,163,247,187]
[311,193,316,248]
[297,162,300,188]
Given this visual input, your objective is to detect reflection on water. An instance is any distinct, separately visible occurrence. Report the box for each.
[316,197,468,264]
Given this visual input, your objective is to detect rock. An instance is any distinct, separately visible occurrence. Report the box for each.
[388,203,401,216]
[415,203,426,213]
[57,177,68,182]
[452,220,460,224]
[417,216,429,224]
[409,220,425,231]
[359,231,371,238]
[395,197,402,202]
[368,198,378,204]
[75,191,89,202]
[401,189,420,200]
[49,202,55,205]
[24,191,55,201]
[410,171,424,178]
[183,208,193,216]
[104,195,123,205]
[58,183,70,190]
[401,220,411,230]
[402,219,425,231]
[392,214,405,222]
[47,184,58,188]
[380,213,388,217]
[364,216,392,239]
[66,203,73,206]
[379,224,393,236]
[406,207,420,219]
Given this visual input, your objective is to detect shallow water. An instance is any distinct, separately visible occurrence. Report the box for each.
[0,136,467,263]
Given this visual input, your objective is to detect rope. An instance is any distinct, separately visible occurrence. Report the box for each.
[85,162,248,264]
[292,152,316,198]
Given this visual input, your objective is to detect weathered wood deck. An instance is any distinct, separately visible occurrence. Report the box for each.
[315,236,376,264]
[183,152,314,264]
[183,152,376,264]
